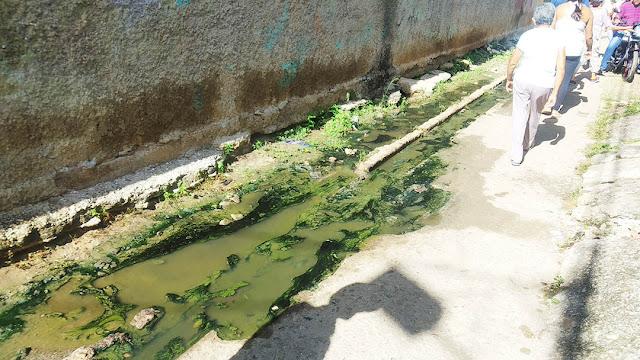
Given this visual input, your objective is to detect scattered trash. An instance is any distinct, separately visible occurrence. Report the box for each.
[283,140,312,148]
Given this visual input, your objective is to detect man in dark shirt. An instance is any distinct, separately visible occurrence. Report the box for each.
[599,0,640,73]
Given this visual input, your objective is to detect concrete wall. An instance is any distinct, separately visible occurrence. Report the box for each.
[0,0,536,212]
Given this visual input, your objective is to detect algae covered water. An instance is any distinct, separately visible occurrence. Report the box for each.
[0,80,508,360]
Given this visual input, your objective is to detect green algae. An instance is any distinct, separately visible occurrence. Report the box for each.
[70,283,134,334]
[0,52,510,358]
[110,173,323,272]
[153,337,185,360]
[226,254,240,268]
[167,278,249,305]
[0,272,72,343]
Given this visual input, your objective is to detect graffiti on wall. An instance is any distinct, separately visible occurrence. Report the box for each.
[176,0,190,9]
[279,39,313,87]
[264,0,376,87]
[264,0,291,50]
[261,0,518,88]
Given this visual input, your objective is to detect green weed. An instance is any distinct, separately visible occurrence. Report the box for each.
[163,182,188,201]
[277,115,321,142]
[544,275,566,303]
[576,161,591,176]
[588,113,615,142]
[571,187,581,200]
[154,337,185,360]
[323,106,353,138]
[90,207,108,219]
[223,144,234,156]
[623,100,640,116]
[252,141,265,150]
[585,143,619,157]
[559,237,577,251]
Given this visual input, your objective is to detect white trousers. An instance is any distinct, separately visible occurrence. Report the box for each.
[511,78,551,163]
[591,28,605,73]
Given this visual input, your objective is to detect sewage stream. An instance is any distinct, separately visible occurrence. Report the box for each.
[0,79,508,360]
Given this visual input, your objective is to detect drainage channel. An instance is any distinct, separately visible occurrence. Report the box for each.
[0,79,508,360]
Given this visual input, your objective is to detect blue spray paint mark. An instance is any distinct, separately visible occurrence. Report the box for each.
[194,89,203,111]
[336,41,343,50]
[305,0,319,15]
[449,24,457,38]
[264,0,290,50]
[278,39,312,87]
[176,0,189,8]
[227,65,233,70]
[280,61,302,87]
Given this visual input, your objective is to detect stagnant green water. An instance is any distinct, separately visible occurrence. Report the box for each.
[0,82,508,360]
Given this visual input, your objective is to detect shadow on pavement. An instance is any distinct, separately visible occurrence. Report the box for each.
[231,269,442,360]
[535,118,566,146]
[559,86,588,113]
[556,244,600,358]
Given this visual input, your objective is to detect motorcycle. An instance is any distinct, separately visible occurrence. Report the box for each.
[610,23,640,83]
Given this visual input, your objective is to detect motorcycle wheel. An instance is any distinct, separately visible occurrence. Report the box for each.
[612,46,625,71]
[623,50,639,83]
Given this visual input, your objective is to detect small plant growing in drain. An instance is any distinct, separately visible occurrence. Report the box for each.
[223,144,235,157]
[215,144,236,174]
[543,275,565,304]
[163,182,189,201]
[252,141,264,150]
[90,207,108,219]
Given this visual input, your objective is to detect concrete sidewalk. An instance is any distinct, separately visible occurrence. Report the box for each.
[181,73,636,359]
[555,76,640,360]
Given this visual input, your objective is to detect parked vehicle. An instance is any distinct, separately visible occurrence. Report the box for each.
[611,23,640,83]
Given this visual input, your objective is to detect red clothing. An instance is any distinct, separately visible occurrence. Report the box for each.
[619,1,640,26]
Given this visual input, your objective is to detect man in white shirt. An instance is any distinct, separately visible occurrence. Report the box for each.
[506,3,567,166]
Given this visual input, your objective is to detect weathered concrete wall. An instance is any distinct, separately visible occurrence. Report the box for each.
[0,0,536,212]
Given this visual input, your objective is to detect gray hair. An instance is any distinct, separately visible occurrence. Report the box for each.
[533,3,556,26]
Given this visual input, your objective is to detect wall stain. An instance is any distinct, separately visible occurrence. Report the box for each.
[3,74,221,188]
[395,28,490,66]
[237,55,370,113]
[264,0,291,50]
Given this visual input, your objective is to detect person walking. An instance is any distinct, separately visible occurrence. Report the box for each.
[590,0,613,81]
[506,3,566,166]
[546,0,593,118]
